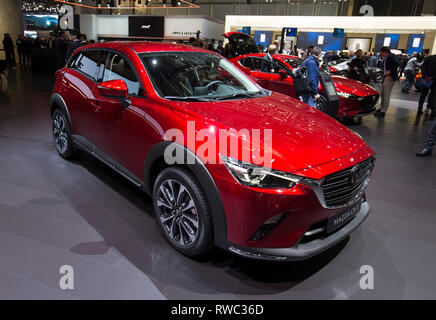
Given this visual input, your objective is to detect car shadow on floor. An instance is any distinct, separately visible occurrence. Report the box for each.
[58,151,363,294]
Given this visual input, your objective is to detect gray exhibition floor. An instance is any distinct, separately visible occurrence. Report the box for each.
[0,68,435,299]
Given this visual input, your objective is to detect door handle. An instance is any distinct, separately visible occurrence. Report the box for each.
[90,100,101,112]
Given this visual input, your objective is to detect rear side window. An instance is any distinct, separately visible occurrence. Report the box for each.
[76,50,107,81]
[103,53,141,96]
[68,53,81,69]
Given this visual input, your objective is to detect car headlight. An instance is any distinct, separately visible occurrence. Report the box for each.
[337,91,362,100]
[337,91,352,99]
[222,156,315,189]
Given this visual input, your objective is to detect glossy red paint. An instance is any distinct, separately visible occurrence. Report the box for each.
[230,53,380,119]
[98,79,128,97]
[53,42,375,258]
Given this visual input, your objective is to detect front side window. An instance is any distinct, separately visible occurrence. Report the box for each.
[240,58,254,70]
[252,57,282,74]
[140,52,262,101]
[103,53,141,96]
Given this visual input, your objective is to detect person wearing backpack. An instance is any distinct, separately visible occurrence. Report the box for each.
[299,46,321,108]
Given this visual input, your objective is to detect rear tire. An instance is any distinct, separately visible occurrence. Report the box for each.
[52,109,77,159]
[153,167,213,257]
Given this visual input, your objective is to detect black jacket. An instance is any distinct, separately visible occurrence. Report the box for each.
[422,55,436,80]
[384,53,400,81]
[65,40,83,62]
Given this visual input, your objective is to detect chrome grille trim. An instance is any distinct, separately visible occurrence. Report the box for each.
[304,156,375,209]
[323,156,375,208]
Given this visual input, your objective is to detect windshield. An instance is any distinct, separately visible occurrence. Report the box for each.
[283,58,303,68]
[140,52,262,100]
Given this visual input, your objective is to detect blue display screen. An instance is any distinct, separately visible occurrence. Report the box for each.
[286,28,297,37]
[333,28,345,38]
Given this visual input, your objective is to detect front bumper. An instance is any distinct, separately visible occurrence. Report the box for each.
[338,94,379,118]
[226,201,370,261]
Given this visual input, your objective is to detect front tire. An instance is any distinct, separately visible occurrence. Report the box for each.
[374,72,384,83]
[52,109,76,159]
[315,94,329,114]
[339,70,349,78]
[153,167,213,257]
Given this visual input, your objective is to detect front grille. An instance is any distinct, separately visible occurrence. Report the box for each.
[322,156,375,208]
[359,94,379,112]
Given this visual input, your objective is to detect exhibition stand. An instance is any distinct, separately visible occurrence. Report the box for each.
[225,15,436,54]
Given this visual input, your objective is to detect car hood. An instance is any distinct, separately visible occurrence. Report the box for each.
[332,76,379,96]
[168,92,369,174]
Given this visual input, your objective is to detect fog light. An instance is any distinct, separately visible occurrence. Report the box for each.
[248,212,288,241]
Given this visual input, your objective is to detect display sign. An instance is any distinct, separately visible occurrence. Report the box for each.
[25,15,58,31]
[317,35,324,45]
[285,28,297,37]
[260,34,266,43]
[406,34,425,55]
[333,28,344,38]
[128,16,164,38]
[383,37,391,47]
[242,27,251,35]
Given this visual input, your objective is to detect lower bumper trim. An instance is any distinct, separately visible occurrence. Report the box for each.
[227,201,370,261]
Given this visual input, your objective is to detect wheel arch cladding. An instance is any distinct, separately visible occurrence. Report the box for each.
[50,93,71,125]
[144,142,228,247]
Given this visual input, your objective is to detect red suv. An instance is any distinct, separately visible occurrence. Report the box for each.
[50,42,375,261]
[231,53,380,119]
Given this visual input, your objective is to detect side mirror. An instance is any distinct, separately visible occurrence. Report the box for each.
[98,79,130,108]
[279,69,288,79]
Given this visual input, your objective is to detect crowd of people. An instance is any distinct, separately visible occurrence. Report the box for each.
[1,31,95,68]
[2,30,435,157]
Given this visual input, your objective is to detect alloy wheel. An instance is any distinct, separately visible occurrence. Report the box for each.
[156,179,199,247]
[316,95,328,113]
[53,113,68,154]
[375,72,384,83]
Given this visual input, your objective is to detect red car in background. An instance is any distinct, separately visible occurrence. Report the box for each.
[230,53,380,119]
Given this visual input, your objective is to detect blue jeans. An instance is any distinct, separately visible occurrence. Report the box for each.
[403,70,415,92]
[424,119,436,150]
[301,94,316,108]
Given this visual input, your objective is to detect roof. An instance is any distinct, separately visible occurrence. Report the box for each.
[79,41,213,54]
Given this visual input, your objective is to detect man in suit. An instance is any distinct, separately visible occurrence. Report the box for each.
[261,45,276,73]
[65,30,83,62]
[374,47,400,118]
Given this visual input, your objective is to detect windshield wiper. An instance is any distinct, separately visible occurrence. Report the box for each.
[211,92,262,101]
[164,96,211,102]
